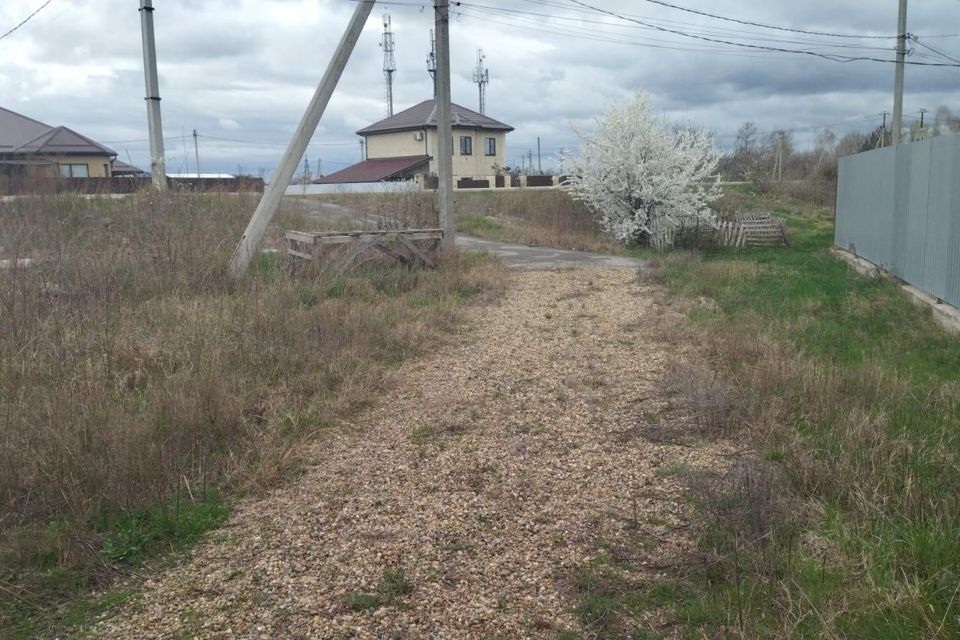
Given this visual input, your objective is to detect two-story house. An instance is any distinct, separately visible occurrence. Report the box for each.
[316,99,512,186]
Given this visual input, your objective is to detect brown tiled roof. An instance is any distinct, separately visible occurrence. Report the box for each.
[314,154,430,184]
[0,106,115,156]
[357,99,513,135]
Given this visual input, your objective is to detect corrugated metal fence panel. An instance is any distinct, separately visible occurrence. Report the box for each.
[835,134,960,309]
[835,146,896,269]
[897,138,932,286]
[925,136,960,306]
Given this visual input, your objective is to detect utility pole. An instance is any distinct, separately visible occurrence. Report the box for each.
[891,0,908,146]
[472,49,489,115]
[527,149,533,174]
[139,0,167,191]
[360,138,366,160]
[228,0,376,277]
[880,111,889,148]
[919,107,928,134]
[434,0,454,248]
[192,129,200,178]
[777,131,784,182]
[426,29,437,98]
[537,137,542,174]
[381,13,396,116]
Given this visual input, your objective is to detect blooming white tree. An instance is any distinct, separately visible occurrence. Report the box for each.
[562,91,722,246]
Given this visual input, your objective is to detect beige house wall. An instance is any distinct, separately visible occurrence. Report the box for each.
[24,155,113,178]
[364,127,507,181]
[365,129,430,159]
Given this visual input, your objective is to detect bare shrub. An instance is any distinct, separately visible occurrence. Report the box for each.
[660,361,745,439]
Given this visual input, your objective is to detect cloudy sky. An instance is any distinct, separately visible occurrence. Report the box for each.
[2,0,960,176]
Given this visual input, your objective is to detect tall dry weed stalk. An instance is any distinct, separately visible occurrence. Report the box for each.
[0,190,503,588]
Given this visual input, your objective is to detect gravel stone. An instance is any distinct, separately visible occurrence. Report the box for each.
[90,267,729,639]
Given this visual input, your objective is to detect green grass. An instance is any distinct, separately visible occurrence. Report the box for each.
[455,212,504,235]
[5,495,229,639]
[98,495,231,565]
[646,190,960,638]
[346,568,414,612]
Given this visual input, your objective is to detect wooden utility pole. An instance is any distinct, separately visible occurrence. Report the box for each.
[537,137,542,174]
[434,0,454,247]
[891,0,908,146]
[139,0,167,191]
[228,0,376,277]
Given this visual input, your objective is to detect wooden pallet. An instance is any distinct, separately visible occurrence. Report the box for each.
[717,213,790,248]
[285,228,444,273]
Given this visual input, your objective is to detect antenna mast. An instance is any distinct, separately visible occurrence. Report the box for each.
[381,13,396,116]
[472,49,489,115]
[426,29,437,97]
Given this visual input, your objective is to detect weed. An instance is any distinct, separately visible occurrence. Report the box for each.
[648,186,960,637]
[345,567,413,612]
[0,191,505,635]
[654,461,692,478]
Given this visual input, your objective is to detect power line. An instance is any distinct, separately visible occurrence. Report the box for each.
[0,0,54,41]
[454,7,827,61]
[565,0,960,67]
[198,134,358,147]
[461,2,894,52]
[911,37,960,66]
[633,0,892,39]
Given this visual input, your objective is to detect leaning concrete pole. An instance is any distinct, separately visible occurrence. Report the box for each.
[229,1,376,277]
[434,0,454,247]
[891,0,908,147]
[139,0,167,191]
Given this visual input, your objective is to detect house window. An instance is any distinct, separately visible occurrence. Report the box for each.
[484,137,496,156]
[59,163,89,178]
[459,136,472,156]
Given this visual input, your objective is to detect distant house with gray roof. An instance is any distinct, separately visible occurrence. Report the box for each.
[316,99,512,185]
[0,106,116,179]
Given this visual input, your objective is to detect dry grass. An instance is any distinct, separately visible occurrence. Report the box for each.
[644,219,960,637]
[0,190,505,633]
[455,190,625,254]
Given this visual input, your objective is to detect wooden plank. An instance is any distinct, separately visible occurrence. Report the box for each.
[287,248,315,260]
[285,230,318,244]
[314,230,444,246]
[310,228,443,238]
[396,235,436,268]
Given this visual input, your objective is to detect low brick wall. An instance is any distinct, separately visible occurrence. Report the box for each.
[456,178,490,189]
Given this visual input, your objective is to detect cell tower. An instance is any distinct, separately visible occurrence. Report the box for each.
[426,29,437,97]
[381,13,396,116]
[473,49,490,115]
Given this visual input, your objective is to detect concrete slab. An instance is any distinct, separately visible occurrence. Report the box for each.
[833,247,960,336]
[456,235,640,270]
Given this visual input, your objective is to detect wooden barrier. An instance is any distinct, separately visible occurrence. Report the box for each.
[285,228,444,274]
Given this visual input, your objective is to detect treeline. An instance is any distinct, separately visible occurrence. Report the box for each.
[718,105,960,206]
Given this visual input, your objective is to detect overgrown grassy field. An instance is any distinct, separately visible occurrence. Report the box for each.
[598,186,960,638]
[0,192,504,637]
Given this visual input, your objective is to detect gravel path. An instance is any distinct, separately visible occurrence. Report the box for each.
[91,267,722,639]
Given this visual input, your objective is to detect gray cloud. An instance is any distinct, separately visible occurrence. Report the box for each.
[2,0,959,174]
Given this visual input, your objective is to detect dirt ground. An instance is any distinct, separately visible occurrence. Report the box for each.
[90,267,728,639]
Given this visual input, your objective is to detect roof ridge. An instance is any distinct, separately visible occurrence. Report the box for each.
[16,125,116,156]
[0,105,53,130]
[13,127,57,152]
